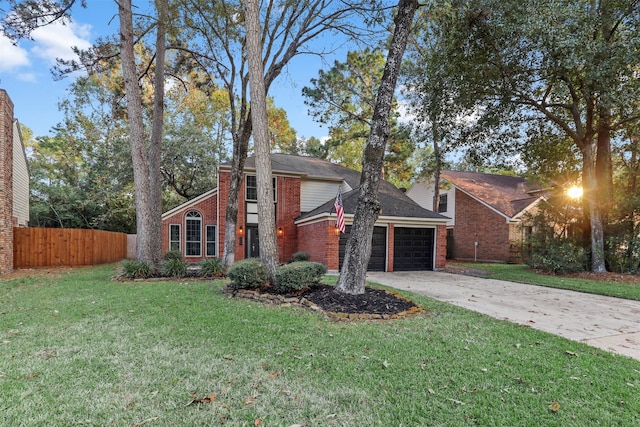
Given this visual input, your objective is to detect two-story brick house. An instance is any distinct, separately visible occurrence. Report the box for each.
[407,170,545,263]
[162,154,449,271]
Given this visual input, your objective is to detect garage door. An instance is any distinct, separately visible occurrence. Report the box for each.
[339,226,386,271]
[393,227,434,271]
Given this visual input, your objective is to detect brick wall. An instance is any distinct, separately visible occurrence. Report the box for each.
[161,192,218,262]
[297,220,339,270]
[175,171,304,264]
[275,175,301,263]
[453,189,511,262]
[0,90,14,274]
[435,224,447,269]
[387,224,395,271]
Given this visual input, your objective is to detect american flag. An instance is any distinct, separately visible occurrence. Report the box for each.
[334,191,346,234]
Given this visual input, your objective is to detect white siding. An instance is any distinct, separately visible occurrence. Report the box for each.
[300,180,351,212]
[406,179,455,226]
[12,121,29,227]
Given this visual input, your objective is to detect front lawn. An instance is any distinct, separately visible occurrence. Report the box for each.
[449,262,640,301]
[1,265,639,426]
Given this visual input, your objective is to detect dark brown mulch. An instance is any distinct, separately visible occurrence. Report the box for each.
[301,284,418,315]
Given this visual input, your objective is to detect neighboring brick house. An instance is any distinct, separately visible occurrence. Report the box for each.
[162,154,449,272]
[0,89,30,275]
[407,170,545,263]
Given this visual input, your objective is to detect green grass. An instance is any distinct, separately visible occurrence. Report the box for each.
[1,265,639,426]
[451,262,640,301]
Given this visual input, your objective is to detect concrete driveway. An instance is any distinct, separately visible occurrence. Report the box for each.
[366,271,640,361]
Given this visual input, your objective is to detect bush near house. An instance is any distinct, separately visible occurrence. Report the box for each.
[163,250,184,261]
[526,241,588,274]
[273,261,327,294]
[288,251,311,263]
[227,258,270,290]
[121,260,152,279]
[199,258,224,277]
[161,257,189,278]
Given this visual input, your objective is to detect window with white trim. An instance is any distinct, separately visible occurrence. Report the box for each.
[169,224,180,251]
[438,194,448,213]
[245,175,276,202]
[206,225,217,257]
[185,211,202,256]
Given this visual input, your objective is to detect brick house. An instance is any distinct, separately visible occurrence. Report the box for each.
[0,89,30,274]
[407,170,545,263]
[162,154,448,271]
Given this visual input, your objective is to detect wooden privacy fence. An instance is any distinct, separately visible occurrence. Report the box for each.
[13,228,128,269]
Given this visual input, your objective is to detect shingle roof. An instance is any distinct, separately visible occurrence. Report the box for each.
[238,153,362,188]
[299,185,447,220]
[225,154,447,220]
[441,170,541,218]
[251,154,445,220]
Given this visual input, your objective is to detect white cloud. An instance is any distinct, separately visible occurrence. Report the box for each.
[30,20,92,65]
[17,73,37,82]
[0,35,30,71]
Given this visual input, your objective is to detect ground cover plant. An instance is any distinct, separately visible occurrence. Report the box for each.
[447,262,640,301]
[1,265,639,426]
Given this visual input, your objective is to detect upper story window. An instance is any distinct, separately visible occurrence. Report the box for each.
[245,175,276,202]
[438,194,448,213]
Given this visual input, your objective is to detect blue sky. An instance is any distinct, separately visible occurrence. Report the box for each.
[0,1,336,140]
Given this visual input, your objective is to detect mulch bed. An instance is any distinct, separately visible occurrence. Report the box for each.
[225,284,424,320]
[301,285,417,315]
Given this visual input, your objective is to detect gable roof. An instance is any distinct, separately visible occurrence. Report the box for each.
[223,153,362,187]
[441,170,542,218]
[222,154,447,222]
[161,188,218,219]
[298,185,447,221]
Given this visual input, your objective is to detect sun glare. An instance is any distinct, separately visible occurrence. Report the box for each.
[567,186,583,199]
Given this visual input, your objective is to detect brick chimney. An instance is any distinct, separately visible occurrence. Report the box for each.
[0,89,14,274]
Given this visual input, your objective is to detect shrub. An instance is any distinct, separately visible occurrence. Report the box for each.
[161,258,188,278]
[525,241,588,274]
[288,251,310,263]
[605,223,640,274]
[273,261,327,294]
[227,258,269,290]
[121,260,152,279]
[163,250,183,261]
[199,258,224,277]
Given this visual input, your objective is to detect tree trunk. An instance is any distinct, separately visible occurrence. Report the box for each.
[432,125,442,212]
[596,108,613,221]
[221,135,249,269]
[148,0,167,267]
[582,144,607,273]
[335,0,419,295]
[244,0,279,279]
[119,0,156,266]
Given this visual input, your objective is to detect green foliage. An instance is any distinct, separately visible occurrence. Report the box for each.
[605,223,640,274]
[161,258,188,278]
[288,251,310,263]
[303,49,416,185]
[227,258,269,290]
[299,136,329,159]
[273,261,328,294]
[121,260,152,279]
[526,241,588,275]
[522,196,589,274]
[199,258,224,277]
[163,250,183,261]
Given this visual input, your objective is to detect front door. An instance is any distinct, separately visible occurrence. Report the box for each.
[246,225,260,258]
